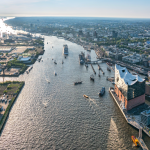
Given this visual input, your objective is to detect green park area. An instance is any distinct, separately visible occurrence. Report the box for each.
[0,81,25,132]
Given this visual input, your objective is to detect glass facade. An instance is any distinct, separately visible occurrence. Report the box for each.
[115,64,145,101]
[128,81,145,100]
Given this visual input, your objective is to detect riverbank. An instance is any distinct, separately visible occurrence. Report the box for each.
[109,87,149,150]
[0,81,25,132]
[0,46,45,77]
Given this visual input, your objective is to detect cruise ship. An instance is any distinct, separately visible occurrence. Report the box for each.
[79,52,85,65]
[63,44,68,55]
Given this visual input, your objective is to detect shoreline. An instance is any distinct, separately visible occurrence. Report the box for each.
[109,87,149,150]
[0,81,25,133]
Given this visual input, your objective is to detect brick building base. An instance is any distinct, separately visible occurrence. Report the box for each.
[114,85,145,111]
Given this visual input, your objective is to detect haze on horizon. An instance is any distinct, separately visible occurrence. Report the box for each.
[0,0,150,18]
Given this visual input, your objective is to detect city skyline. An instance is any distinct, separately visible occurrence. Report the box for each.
[0,0,150,18]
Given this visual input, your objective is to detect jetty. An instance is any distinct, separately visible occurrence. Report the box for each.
[97,64,104,74]
[91,64,96,74]
[106,62,114,72]
[109,87,149,150]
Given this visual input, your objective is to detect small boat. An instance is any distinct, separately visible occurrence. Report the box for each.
[54,60,57,64]
[90,75,94,81]
[131,136,140,147]
[83,94,89,98]
[107,67,111,72]
[85,64,88,68]
[74,81,82,85]
[54,71,57,76]
[47,42,48,44]
[62,60,64,64]
[99,87,105,96]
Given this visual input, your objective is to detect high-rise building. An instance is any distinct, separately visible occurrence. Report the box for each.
[114,64,145,110]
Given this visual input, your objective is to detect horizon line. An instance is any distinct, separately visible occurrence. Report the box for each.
[1,15,150,19]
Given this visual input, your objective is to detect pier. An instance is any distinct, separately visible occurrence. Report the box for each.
[97,64,105,74]
[106,63,114,72]
[91,64,96,74]
[109,87,149,150]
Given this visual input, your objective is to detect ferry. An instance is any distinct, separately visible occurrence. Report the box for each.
[83,94,89,98]
[63,44,68,55]
[131,136,140,147]
[99,87,105,96]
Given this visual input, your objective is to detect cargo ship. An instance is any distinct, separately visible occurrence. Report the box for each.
[63,44,68,55]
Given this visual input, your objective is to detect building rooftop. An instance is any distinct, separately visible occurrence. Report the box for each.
[116,64,144,85]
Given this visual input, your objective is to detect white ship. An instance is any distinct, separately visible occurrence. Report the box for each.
[63,44,68,55]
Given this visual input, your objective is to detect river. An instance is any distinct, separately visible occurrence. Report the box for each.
[0,35,149,149]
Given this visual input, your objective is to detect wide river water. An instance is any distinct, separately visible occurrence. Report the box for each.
[0,36,149,150]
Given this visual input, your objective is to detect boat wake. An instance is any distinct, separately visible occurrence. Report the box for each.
[87,97,98,107]
[43,102,48,108]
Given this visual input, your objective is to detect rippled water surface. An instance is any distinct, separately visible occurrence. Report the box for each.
[0,36,149,150]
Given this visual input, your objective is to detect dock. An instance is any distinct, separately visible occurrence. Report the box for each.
[91,64,96,74]
[97,64,105,74]
[109,87,149,150]
[106,63,114,72]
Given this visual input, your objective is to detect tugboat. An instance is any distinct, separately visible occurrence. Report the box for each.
[131,136,140,147]
[99,87,105,96]
[74,81,82,85]
[83,94,89,98]
[90,74,94,81]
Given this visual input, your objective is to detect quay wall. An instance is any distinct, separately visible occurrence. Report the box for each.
[109,88,128,122]
[127,94,145,110]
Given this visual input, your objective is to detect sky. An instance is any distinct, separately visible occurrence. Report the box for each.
[0,0,150,18]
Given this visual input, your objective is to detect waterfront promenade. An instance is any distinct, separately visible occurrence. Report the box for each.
[109,87,149,150]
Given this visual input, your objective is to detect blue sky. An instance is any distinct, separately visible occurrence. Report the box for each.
[0,0,150,18]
